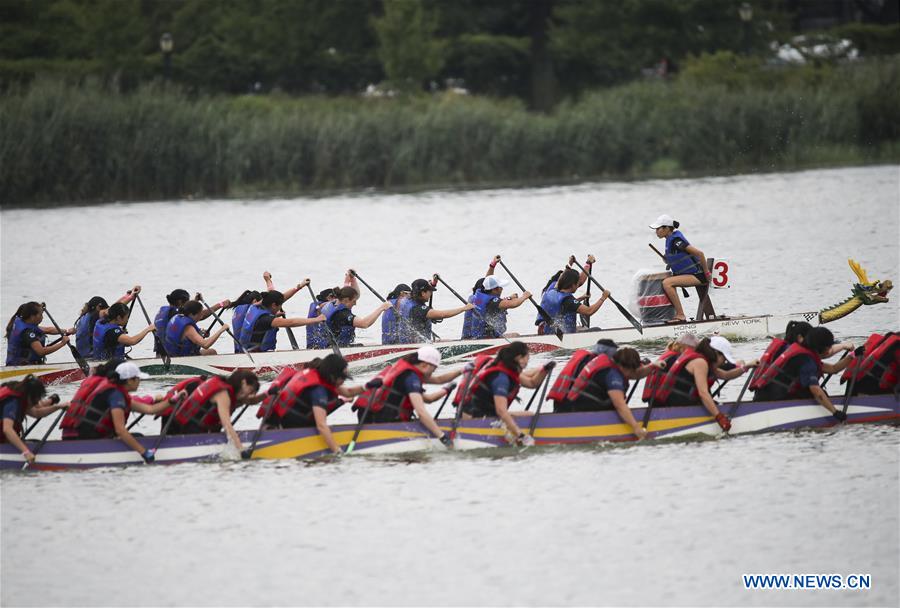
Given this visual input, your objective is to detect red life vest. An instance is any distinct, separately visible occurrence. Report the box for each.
[842,333,899,390]
[0,387,26,441]
[256,367,300,419]
[651,349,714,405]
[749,338,788,390]
[641,349,680,402]
[174,376,236,431]
[565,354,622,403]
[61,378,132,438]
[753,343,823,397]
[453,355,493,407]
[162,376,206,417]
[270,368,339,425]
[353,359,426,422]
[461,360,521,417]
[548,350,595,402]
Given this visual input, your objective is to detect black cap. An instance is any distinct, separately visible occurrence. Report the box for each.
[316,288,336,302]
[387,283,412,299]
[411,279,436,294]
[168,289,190,304]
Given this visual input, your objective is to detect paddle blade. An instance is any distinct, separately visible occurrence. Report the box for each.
[612,298,643,334]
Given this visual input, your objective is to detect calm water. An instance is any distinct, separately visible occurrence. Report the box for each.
[2,166,899,606]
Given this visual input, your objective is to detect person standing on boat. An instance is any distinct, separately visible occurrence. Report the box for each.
[538,267,609,335]
[650,215,711,323]
[381,284,411,345]
[459,341,553,446]
[168,370,261,452]
[264,355,376,455]
[1,375,67,465]
[320,286,392,348]
[91,302,156,361]
[237,288,325,352]
[164,301,230,356]
[353,346,461,446]
[751,327,852,420]
[60,362,171,462]
[4,302,74,366]
[395,279,473,343]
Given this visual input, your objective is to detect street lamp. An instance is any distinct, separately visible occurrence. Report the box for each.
[738,3,753,54]
[160,33,174,81]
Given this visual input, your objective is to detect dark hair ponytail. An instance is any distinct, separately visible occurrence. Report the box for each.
[613,347,641,370]
[181,301,203,316]
[694,338,719,363]
[672,220,680,229]
[542,270,563,295]
[804,327,835,355]
[5,302,42,338]
[1,374,46,405]
[335,286,359,301]
[784,320,813,345]
[226,370,260,394]
[496,341,529,371]
[106,302,130,321]
[556,269,580,291]
[309,354,349,385]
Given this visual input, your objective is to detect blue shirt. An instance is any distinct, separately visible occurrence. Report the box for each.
[305,385,332,409]
[488,373,513,398]
[604,368,626,393]
[107,389,127,410]
[797,356,819,388]
[397,371,423,397]
[2,397,23,420]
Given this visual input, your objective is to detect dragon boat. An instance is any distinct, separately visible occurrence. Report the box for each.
[2,393,897,470]
[0,259,891,386]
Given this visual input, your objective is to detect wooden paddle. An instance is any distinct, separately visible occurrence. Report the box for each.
[41,304,89,376]
[134,295,171,371]
[432,274,510,344]
[569,258,643,334]
[496,259,563,341]
[351,270,440,341]
[305,283,342,357]
[22,406,66,470]
[527,364,555,438]
[199,298,256,367]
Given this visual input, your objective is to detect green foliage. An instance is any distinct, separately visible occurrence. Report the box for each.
[373,0,445,92]
[826,23,900,56]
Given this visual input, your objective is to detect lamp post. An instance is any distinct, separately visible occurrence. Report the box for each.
[160,32,174,81]
[739,3,753,55]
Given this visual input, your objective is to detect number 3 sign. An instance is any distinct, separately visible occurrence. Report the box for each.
[710,259,730,289]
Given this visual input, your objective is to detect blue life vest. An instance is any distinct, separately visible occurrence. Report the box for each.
[154,305,178,338]
[232,304,251,353]
[5,317,46,365]
[536,280,558,326]
[398,298,431,343]
[91,318,125,360]
[164,314,200,357]
[539,287,577,335]
[382,298,402,345]
[306,301,328,349]
[462,291,506,339]
[75,312,99,358]
[322,301,355,347]
[238,304,278,352]
[664,230,702,276]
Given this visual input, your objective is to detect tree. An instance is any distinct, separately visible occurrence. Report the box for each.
[372,0,445,92]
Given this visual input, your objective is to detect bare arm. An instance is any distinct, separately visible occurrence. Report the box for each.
[576,290,609,317]
[493,396,524,436]
[575,255,596,288]
[313,406,341,454]
[499,292,531,310]
[185,324,228,349]
[3,419,35,463]
[822,357,852,374]
[809,384,837,414]
[117,285,141,305]
[407,393,444,438]
[429,368,463,384]
[353,302,391,329]
[26,398,67,418]
[345,269,359,291]
[111,408,147,456]
[215,393,243,451]
[272,315,324,328]
[30,336,71,357]
[683,245,710,276]
[119,325,155,346]
[486,255,500,277]
[609,389,647,439]
[519,366,550,389]
[426,304,473,320]
[282,279,310,303]
[688,359,720,417]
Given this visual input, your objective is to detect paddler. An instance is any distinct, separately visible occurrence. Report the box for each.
[153,290,229,354]
[460,264,531,340]
[537,265,609,335]
[649,214,711,323]
[307,287,338,348]
[751,327,853,420]
[91,302,157,360]
[74,286,140,358]
[1,374,68,465]
[398,279,473,343]
[353,346,461,446]
[841,331,899,395]
[4,302,74,366]
[320,286,392,348]
[381,283,411,345]
[458,341,553,446]
[237,287,325,352]
[751,321,853,390]
[164,300,230,356]
[59,362,173,462]
[262,354,379,455]
[224,290,263,352]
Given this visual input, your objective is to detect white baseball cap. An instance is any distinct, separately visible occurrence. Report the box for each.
[416,345,441,367]
[482,276,509,290]
[709,335,737,364]
[649,214,676,229]
[116,362,150,380]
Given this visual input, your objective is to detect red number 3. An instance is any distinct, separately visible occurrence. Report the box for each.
[713,261,729,287]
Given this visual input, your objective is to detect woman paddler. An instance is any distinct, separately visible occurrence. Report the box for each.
[91,302,156,360]
[353,346,461,447]
[164,301,231,356]
[74,285,140,358]
[264,355,379,455]
[153,290,229,355]
[460,256,532,339]
[237,287,325,352]
[458,341,553,446]
[751,327,852,420]
[4,302,74,366]
[167,370,261,452]
[750,321,853,391]
[1,375,67,465]
[59,362,173,463]
[537,264,610,335]
[320,286,392,348]
[841,331,899,395]
[650,214,712,323]
[397,279,473,343]
[307,287,337,348]
[381,284,411,345]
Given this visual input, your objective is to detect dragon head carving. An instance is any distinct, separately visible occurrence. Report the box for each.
[819,259,893,324]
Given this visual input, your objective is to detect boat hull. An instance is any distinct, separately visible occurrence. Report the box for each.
[3,393,896,471]
[0,312,818,385]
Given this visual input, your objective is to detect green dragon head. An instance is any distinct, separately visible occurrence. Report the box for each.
[848,258,892,305]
